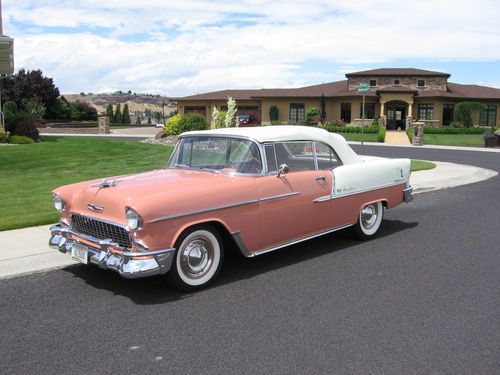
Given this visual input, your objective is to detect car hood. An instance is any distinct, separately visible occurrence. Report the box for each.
[56,168,258,225]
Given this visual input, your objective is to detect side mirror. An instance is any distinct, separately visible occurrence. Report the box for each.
[277,164,289,178]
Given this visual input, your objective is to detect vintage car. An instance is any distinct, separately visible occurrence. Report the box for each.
[49,126,413,290]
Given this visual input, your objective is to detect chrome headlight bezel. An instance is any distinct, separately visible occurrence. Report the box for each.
[53,194,65,212]
[125,207,143,230]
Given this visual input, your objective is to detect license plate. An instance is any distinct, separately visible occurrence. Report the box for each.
[71,243,88,264]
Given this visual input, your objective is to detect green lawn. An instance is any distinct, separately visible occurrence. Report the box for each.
[411,160,436,172]
[422,134,484,147]
[0,137,172,231]
[337,133,379,142]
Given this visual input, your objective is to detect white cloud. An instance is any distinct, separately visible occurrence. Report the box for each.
[3,0,500,96]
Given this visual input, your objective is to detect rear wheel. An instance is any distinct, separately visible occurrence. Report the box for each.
[167,225,224,291]
[354,201,384,240]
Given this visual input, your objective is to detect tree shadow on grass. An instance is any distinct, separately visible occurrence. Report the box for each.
[62,219,418,305]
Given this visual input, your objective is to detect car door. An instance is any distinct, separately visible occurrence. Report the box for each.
[255,141,332,250]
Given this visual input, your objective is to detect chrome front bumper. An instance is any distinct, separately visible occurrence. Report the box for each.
[403,186,413,203]
[49,224,175,279]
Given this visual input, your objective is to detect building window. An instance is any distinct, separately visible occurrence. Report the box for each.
[480,105,497,126]
[340,103,351,123]
[369,79,377,87]
[442,104,454,126]
[418,104,434,120]
[417,79,426,87]
[185,106,206,116]
[360,103,375,119]
[238,105,259,110]
[289,103,305,123]
[394,79,400,85]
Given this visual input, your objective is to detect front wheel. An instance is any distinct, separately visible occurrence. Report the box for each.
[354,201,384,240]
[167,225,224,291]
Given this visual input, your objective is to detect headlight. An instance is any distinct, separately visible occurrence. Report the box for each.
[53,195,65,212]
[125,207,142,230]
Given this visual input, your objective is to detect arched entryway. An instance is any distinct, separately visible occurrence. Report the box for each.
[385,101,407,130]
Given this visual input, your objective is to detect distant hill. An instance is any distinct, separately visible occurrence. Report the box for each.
[63,93,177,115]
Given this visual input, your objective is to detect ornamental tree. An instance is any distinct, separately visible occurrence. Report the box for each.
[225,97,238,127]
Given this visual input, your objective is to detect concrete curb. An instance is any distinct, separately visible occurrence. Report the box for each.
[0,160,497,280]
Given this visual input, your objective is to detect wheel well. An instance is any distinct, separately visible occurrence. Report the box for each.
[179,221,241,256]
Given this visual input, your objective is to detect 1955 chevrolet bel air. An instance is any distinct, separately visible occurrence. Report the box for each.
[49,126,413,290]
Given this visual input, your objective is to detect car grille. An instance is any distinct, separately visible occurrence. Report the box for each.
[70,213,131,248]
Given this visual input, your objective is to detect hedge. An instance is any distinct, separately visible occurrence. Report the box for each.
[377,127,386,142]
[322,125,380,134]
[423,126,495,134]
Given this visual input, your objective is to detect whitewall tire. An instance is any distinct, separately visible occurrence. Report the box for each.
[354,201,384,240]
[167,225,224,291]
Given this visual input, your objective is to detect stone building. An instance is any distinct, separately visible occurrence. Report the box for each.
[175,68,500,129]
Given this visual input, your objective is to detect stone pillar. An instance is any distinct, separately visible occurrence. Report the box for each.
[98,116,110,134]
[406,116,413,130]
[380,102,385,116]
[408,102,413,118]
[412,121,424,146]
[379,115,387,129]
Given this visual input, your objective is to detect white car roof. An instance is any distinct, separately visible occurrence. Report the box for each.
[182,126,361,164]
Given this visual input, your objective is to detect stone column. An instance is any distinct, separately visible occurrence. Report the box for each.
[412,121,424,146]
[379,115,387,129]
[380,102,385,116]
[98,116,110,134]
[406,116,413,130]
[408,102,413,118]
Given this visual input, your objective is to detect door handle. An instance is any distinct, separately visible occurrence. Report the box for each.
[315,176,326,181]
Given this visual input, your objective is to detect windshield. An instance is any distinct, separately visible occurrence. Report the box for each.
[167,137,262,175]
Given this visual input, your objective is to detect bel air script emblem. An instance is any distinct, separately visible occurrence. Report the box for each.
[87,203,104,213]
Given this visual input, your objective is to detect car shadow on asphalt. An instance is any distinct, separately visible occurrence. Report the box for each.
[62,219,418,304]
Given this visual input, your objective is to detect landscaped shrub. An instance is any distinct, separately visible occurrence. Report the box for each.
[0,129,10,143]
[164,114,181,135]
[14,120,40,141]
[406,127,413,143]
[269,105,279,122]
[322,125,379,134]
[178,113,209,133]
[377,127,386,142]
[9,135,35,144]
[3,101,19,133]
[423,126,494,134]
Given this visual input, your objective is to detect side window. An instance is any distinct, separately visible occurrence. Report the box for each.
[314,142,342,170]
[274,142,315,172]
[264,144,278,174]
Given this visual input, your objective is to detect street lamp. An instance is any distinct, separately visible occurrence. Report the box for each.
[358,82,371,155]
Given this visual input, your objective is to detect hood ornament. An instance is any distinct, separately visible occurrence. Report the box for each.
[91,179,122,189]
[87,204,104,213]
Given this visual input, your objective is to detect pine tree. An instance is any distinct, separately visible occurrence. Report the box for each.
[114,103,122,123]
[122,104,131,124]
[106,104,114,122]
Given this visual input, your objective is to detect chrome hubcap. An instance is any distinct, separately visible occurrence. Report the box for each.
[180,237,213,279]
[361,204,377,229]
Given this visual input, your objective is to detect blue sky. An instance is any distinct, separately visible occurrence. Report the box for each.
[3,0,500,96]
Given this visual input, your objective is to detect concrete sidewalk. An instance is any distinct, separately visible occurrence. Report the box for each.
[0,161,497,280]
[385,131,411,145]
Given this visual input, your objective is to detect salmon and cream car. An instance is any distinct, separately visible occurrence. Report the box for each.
[49,126,413,290]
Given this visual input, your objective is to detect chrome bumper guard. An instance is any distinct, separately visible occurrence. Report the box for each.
[49,224,175,279]
[403,186,413,203]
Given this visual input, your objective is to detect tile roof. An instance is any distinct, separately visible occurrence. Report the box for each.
[345,68,450,77]
[175,76,500,101]
[172,89,261,101]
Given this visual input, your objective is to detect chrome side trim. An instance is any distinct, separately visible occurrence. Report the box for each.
[231,231,255,258]
[151,199,260,223]
[332,181,405,199]
[313,195,332,203]
[253,224,353,256]
[259,191,300,202]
